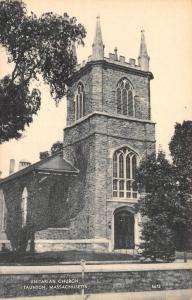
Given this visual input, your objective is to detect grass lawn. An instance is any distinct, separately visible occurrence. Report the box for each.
[0,250,138,265]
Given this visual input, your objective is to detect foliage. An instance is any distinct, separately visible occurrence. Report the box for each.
[0,75,41,142]
[0,0,86,143]
[50,141,63,155]
[39,151,49,160]
[137,121,192,260]
[169,121,192,251]
[39,140,63,159]
[137,151,176,261]
[169,121,192,194]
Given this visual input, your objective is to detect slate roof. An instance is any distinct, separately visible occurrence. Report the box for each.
[0,152,79,185]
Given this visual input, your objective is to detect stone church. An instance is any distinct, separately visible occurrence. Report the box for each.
[0,17,155,253]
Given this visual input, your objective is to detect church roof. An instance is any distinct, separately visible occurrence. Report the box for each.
[0,152,79,185]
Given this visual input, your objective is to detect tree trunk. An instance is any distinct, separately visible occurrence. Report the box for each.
[30,232,35,254]
[184,250,187,262]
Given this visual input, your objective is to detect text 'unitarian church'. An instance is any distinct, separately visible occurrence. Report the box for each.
[0,17,155,252]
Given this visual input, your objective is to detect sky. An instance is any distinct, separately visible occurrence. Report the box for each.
[0,0,192,177]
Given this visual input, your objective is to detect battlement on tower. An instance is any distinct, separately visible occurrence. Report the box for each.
[73,18,150,73]
[75,53,145,73]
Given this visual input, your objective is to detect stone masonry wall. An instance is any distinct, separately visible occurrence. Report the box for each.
[1,173,74,250]
[0,268,191,298]
[64,112,155,242]
[63,134,97,240]
[66,61,152,127]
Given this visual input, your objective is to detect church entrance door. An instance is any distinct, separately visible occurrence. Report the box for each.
[114,209,135,249]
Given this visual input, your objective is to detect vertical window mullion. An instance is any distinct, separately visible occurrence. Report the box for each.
[117,180,119,197]
[130,155,133,198]
[117,153,120,180]
[123,153,126,197]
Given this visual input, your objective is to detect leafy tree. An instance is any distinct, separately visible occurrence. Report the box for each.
[39,151,49,160]
[0,76,41,142]
[0,0,86,143]
[169,121,192,255]
[137,122,192,261]
[137,151,176,261]
[50,141,63,155]
[39,140,63,159]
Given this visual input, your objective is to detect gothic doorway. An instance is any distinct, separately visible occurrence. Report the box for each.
[114,209,135,249]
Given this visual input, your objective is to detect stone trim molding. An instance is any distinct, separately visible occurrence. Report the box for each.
[1,262,191,275]
[64,132,156,149]
[46,228,70,231]
[35,238,110,244]
[65,111,155,130]
[107,198,138,204]
[67,59,154,85]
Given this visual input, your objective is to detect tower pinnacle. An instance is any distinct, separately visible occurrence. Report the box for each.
[92,16,104,60]
[138,30,150,71]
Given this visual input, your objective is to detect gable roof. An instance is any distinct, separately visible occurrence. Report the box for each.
[0,152,79,185]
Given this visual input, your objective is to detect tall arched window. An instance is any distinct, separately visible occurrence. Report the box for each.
[1,191,7,231]
[74,82,85,120]
[116,78,135,117]
[21,187,28,227]
[113,147,138,199]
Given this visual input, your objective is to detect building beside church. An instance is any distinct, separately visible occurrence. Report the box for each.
[0,17,155,253]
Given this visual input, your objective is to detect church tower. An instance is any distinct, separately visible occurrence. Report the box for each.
[63,18,155,252]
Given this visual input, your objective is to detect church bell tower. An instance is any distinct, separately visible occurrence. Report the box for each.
[63,18,155,252]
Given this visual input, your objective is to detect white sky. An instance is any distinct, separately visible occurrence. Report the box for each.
[0,0,192,177]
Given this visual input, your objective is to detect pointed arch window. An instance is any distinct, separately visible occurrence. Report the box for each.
[113,147,138,199]
[116,78,135,117]
[21,187,28,227]
[74,82,85,120]
[1,191,7,231]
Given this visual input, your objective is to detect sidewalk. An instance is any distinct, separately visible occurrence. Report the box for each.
[1,261,192,274]
[6,289,192,300]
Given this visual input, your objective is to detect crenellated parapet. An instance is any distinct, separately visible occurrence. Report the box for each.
[75,53,146,72]
[73,19,150,73]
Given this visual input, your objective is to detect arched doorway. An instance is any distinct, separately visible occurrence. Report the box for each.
[114,208,135,249]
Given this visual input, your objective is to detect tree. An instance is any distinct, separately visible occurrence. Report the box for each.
[39,140,63,159]
[0,0,86,143]
[137,151,176,261]
[39,151,49,160]
[137,121,192,262]
[50,141,63,155]
[169,121,192,256]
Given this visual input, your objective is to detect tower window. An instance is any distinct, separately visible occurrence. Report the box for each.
[21,187,28,227]
[74,82,85,120]
[112,147,138,199]
[116,78,135,117]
